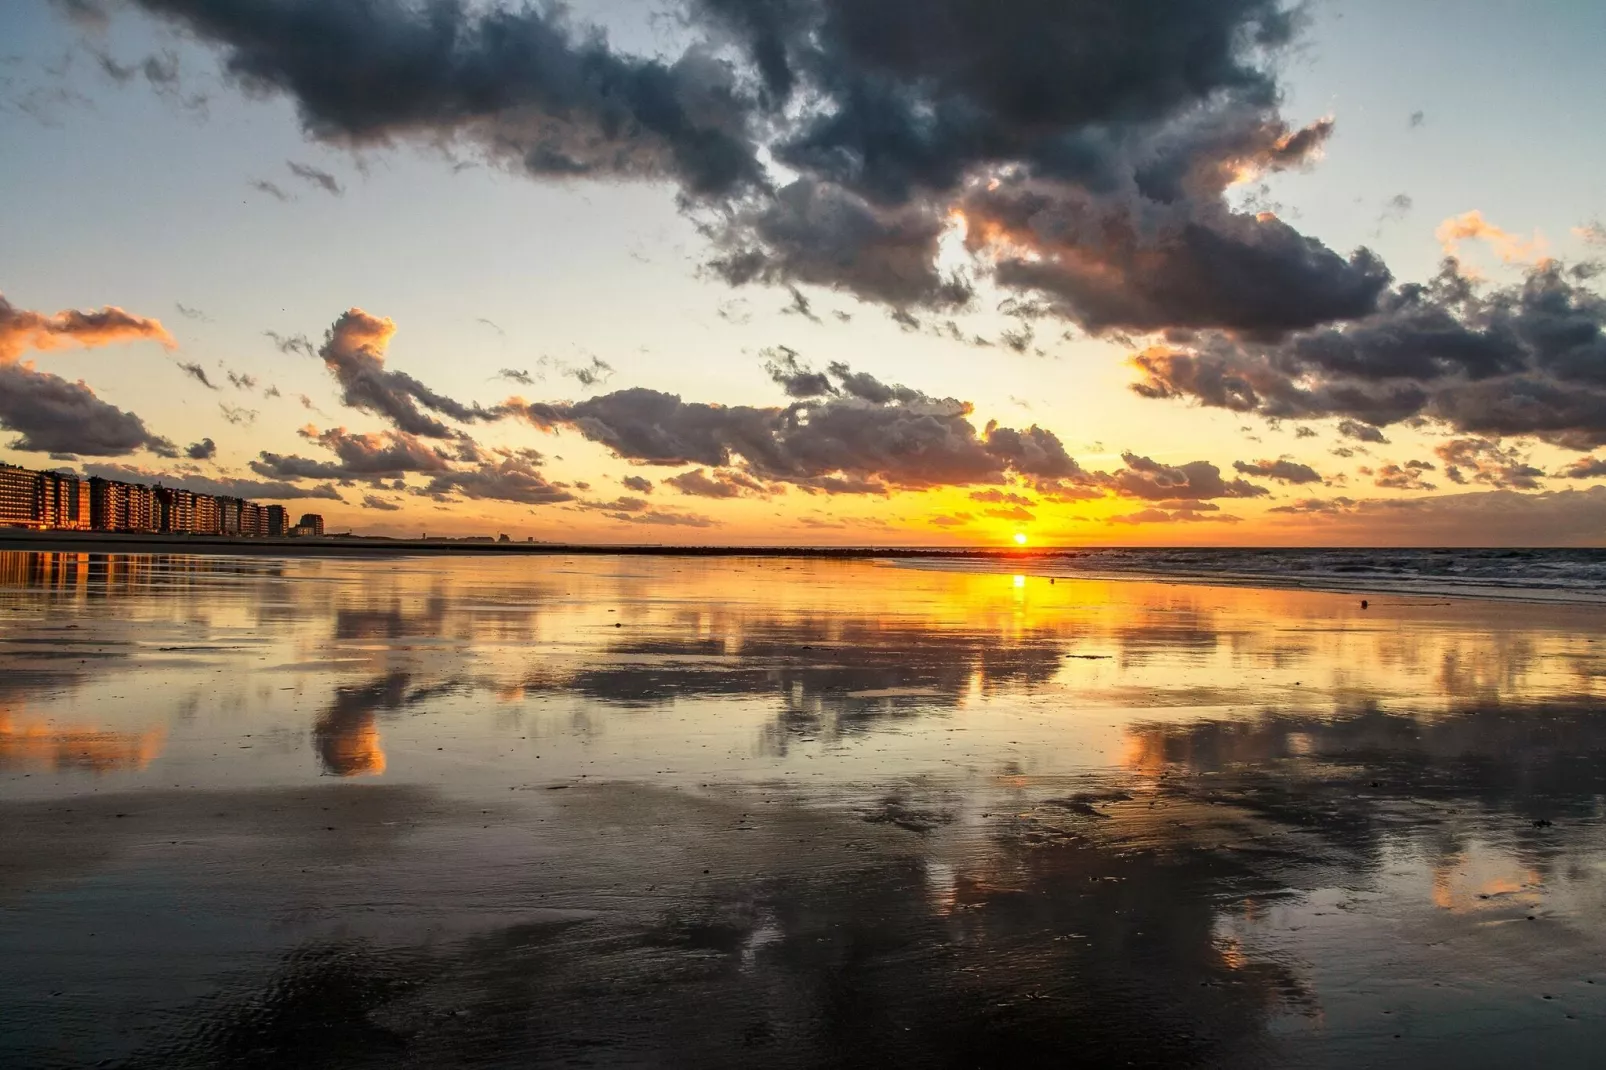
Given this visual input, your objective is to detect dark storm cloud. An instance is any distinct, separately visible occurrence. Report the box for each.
[252,426,454,481]
[121,0,1384,336]
[707,178,973,312]
[512,359,1083,492]
[0,364,173,457]
[287,160,342,195]
[186,437,217,460]
[312,309,508,438]
[80,462,343,501]
[1101,453,1268,501]
[1232,458,1322,484]
[961,178,1391,335]
[126,0,765,199]
[1128,259,1606,448]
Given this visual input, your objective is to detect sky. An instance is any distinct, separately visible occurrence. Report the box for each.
[2,0,1605,546]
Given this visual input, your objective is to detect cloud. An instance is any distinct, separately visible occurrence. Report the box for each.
[928,513,973,528]
[186,437,217,460]
[1267,496,1357,515]
[1434,437,1544,489]
[80,462,343,501]
[1371,462,1435,491]
[1576,222,1606,247]
[0,363,174,457]
[219,403,257,426]
[495,368,535,386]
[564,356,614,389]
[620,474,654,494]
[601,508,715,528]
[1409,110,1425,128]
[0,291,175,363]
[1100,453,1268,501]
[1108,505,1241,525]
[253,426,455,481]
[126,0,765,199]
[1126,259,1606,448]
[1232,458,1322,484]
[1558,455,1606,479]
[177,361,218,389]
[287,160,342,195]
[981,505,1033,522]
[174,302,209,321]
[422,455,575,506]
[131,0,1393,339]
[969,489,1033,506]
[1436,210,1546,264]
[312,309,507,438]
[250,178,292,201]
[361,494,402,511]
[227,370,258,390]
[511,359,1085,493]
[663,467,769,499]
[1266,487,1606,546]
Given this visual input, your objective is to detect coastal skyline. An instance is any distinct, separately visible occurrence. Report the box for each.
[4,0,1606,545]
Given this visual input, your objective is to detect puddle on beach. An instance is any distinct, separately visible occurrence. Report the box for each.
[2,551,1604,1067]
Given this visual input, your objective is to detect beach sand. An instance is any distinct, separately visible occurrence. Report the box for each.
[2,552,1604,1067]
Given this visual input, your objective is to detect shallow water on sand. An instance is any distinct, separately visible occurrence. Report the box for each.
[2,551,1605,1068]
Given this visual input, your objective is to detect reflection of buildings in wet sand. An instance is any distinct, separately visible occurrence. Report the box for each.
[0,551,287,597]
[0,708,165,772]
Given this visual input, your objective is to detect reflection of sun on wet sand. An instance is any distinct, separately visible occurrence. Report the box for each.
[0,709,165,772]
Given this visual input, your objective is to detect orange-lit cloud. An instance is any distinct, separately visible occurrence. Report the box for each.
[0,292,176,364]
[1435,210,1547,264]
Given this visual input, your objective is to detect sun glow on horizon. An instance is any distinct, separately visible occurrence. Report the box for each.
[1013,532,1029,546]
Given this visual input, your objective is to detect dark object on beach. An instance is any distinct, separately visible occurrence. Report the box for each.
[1360,599,1369,609]
[1535,819,1554,828]
[1050,578,1055,585]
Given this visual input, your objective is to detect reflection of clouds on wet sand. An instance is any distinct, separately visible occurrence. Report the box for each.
[5,552,1606,1065]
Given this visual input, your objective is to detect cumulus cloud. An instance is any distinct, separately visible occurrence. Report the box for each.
[664,467,769,498]
[1370,462,1436,491]
[361,494,402,511]
[511,359,1084,493]
[422,455,575,506]
[0,363,174,457]
[0,291,175,363]
[186,437,217,460]
[253,426,455,481]
[80,462,343,501]
[311,309,507,438]
[1127,259,1606,448]
[620,474,654,494]
[1099,453,1268,501]
[125,0,764,199]
[1232,458,1322,484]
[1434,437,1544,489]
[119,0,1399,339]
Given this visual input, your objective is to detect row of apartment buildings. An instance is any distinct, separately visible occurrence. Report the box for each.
[0,463,325,537]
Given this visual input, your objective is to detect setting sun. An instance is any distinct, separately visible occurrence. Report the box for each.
[1013,533,1028,546]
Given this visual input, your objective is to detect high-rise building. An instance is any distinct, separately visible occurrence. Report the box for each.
[240,501,265,537]
[38,473,89,530]
[126,482,157,532]
[297,513,326,537]
[266,505,288,537]
[194,493,220,536]
[1,464,41,528]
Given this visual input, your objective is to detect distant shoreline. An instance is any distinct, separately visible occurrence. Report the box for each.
[0,530,1002,559]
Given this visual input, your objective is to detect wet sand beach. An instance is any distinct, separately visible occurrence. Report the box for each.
[2,551,1604,1068]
